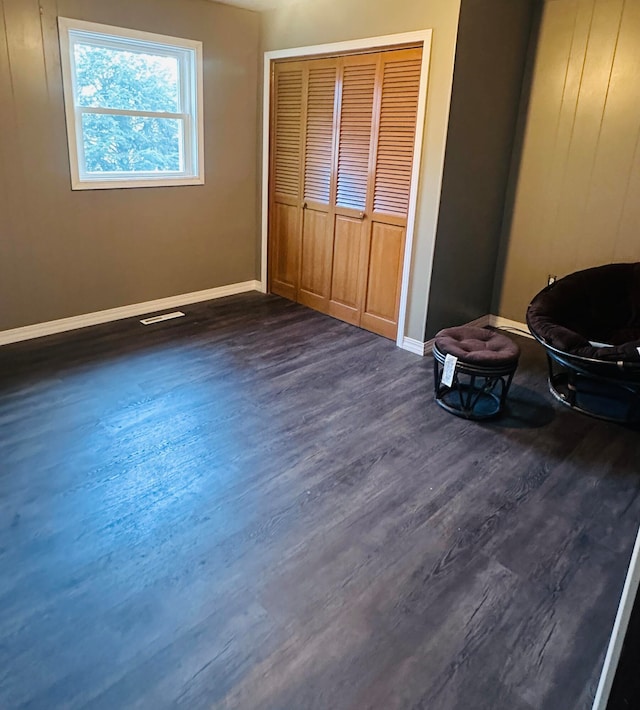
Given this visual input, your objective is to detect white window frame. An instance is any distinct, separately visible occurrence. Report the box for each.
[58,17,205,190]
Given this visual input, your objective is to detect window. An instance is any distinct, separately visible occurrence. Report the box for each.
[58,18,204,190]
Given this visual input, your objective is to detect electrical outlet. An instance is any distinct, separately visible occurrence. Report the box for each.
[548,275,557,286]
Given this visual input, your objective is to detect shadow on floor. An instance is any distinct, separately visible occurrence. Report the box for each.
[492,384,556,430]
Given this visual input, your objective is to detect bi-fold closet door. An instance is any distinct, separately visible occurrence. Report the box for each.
[269,47,422,340]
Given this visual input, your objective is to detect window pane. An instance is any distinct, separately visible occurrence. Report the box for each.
[74,44,180,113]
[81,114,183,173]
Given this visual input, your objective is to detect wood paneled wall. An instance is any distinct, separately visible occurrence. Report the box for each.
[0,0,259,332]
[494,0,640,322]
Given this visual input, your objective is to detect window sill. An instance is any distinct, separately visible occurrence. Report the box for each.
[70,176,205,191]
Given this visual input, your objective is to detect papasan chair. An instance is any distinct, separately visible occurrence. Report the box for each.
[526,262,640,425]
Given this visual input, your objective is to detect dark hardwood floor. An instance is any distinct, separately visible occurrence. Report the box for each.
[1,293,638,710]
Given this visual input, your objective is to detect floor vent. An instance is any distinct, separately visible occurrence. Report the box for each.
[140,311,186,325]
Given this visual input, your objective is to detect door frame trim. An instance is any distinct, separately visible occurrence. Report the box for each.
[261,30,433,347]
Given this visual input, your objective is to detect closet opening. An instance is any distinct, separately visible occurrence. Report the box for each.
[262,31,432,344]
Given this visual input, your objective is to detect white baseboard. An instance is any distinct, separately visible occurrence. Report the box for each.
[0,280,261,346]
[400,314,491,356]
[466,314,492,328]
[2,294,533,351]
[400,313,531,357]
[489,315,532,339]
[401,337,429,356]
[400,316,491,357]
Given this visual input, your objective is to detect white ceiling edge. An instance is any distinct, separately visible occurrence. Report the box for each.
[210,0,297,12]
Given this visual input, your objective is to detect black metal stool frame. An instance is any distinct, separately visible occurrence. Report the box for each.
[433,343,517,421]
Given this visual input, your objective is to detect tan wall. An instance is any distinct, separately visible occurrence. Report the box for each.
[0,0,259,331]
[261,0,462,342]
[494,0,640,322]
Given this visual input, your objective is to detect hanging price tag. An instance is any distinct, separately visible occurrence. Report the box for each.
[441,354,458,388]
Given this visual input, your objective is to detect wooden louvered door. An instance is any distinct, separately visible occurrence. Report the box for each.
[268,47,423,340]
[298,59,338,312]
[327,54,378,326]
[361,48,423,338]
[270,62,305,301]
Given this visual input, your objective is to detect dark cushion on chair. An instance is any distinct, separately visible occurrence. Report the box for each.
[527,263,640,362]
[435,326,520,368]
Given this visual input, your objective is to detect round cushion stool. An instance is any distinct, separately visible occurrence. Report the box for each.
[433,326,520,420]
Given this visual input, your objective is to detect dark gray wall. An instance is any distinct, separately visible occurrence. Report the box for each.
[425,0,537,339]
